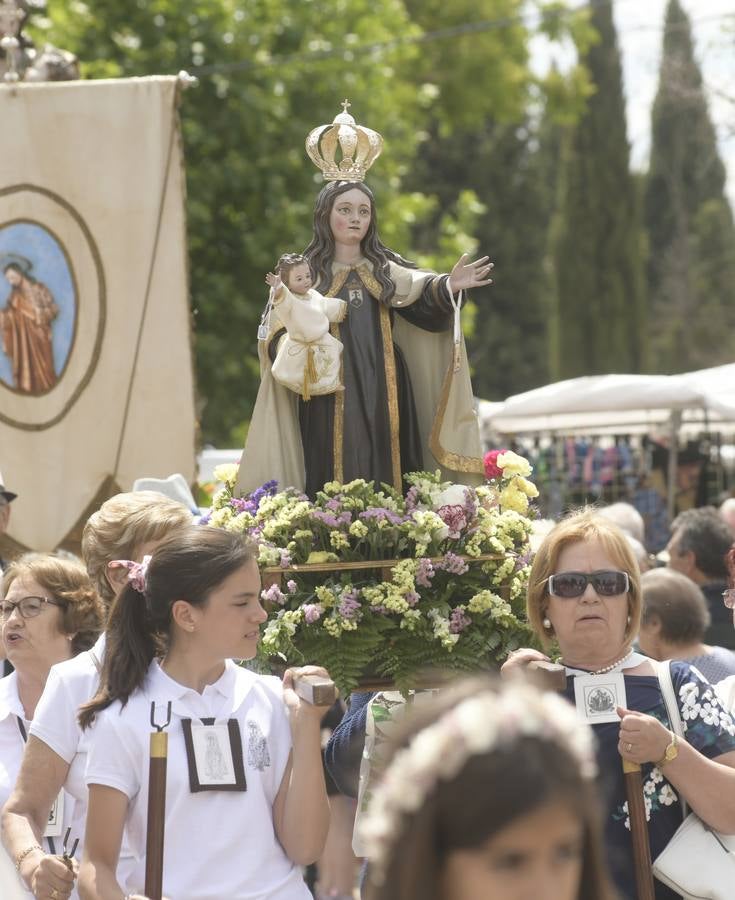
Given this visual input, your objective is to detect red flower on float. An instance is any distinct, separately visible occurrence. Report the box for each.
[483,448,507,481]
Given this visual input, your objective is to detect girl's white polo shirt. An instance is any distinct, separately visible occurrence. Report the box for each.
[85,659,311,900]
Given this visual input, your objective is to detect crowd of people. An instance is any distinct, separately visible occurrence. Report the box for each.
[1,464,735,899]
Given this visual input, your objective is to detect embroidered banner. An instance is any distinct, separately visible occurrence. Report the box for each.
[0,76,196,551]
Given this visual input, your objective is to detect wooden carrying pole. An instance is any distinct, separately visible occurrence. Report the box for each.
[623,759,656,900]
[145,701,171,900]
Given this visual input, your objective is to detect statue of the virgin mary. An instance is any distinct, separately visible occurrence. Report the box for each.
[237,102,491,498]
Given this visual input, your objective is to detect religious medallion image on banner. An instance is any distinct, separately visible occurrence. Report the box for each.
[0,76,196,553]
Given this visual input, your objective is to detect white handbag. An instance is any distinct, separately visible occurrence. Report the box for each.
[651,660,735,899]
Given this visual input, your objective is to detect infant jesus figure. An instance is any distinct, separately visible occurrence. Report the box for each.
[266,253,347,400]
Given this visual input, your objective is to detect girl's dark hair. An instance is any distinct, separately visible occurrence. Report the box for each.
[303,181,416,306]
[79,528,256,729]
[364,677,616,900]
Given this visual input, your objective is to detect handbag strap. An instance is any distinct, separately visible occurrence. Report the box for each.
[654,659,689,818]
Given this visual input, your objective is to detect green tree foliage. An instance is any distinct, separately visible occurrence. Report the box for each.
[550,1,646,378]
[32,0,590,440]
[644,0,735,371]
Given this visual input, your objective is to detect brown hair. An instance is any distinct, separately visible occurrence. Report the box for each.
[1,553,103,653]
[526,508,642,647]
[641,567,710,644]
[81,491,193,608]
[275,253,310,287]
[79,528,257,728]
[363,677,615,900]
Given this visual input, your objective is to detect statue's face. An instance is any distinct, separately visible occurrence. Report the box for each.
[4,268,22,287]
[329,187,371,246]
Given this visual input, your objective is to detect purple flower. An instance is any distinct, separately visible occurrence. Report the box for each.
[436,504,468,539]
[249,480,279,509]
[230,497,256,514]
[338,593,361,619]
[286,580,298,594]
[261,583,286,606]
[416,558,435,587]
[405,591,420,607]
[440,552,469,575]
[311,509,341,529]
[514,550,531,572]
[449,607,472,634]
[279,550,292,568]
[197,511,212,525]
[360,508,405,526]
[326,498,342,511]
[405,486,420,512]
[303,603,324,624]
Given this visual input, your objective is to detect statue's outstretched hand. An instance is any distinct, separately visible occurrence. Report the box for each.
[265,271,283,291]
[448,253,494,294]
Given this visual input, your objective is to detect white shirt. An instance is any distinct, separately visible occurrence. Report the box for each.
[28,634,105,858]
[0,671,75,898]
[85,660,311,900]
[716,674,735,713]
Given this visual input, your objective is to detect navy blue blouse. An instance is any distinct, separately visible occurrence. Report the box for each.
[563,661,735,900]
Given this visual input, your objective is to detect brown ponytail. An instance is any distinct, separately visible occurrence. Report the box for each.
[79,528,256,728]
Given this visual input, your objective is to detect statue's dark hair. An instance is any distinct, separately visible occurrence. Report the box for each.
[303,181,416,306]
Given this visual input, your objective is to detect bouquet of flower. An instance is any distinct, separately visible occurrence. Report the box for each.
[205,451,539,696]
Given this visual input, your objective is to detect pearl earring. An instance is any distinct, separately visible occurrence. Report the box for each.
[543,617,551,629]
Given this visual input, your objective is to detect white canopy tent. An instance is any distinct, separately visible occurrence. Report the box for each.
[479,364,735,516]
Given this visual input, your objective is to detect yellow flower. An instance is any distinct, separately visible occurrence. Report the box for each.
[499,485,529,515]
[306,551,339,564]
[514,476,539,498]
[497,450,532,478]
[212,463,240,486]
[349,520,369,539]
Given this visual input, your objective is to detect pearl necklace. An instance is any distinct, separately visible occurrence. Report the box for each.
[563,648,635,676]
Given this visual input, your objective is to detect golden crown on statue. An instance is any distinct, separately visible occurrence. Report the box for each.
[305,100,383,182]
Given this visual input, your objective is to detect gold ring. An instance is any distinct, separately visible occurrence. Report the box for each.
[626,742,633,753]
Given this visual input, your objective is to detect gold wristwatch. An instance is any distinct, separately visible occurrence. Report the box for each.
[655,731,679,768]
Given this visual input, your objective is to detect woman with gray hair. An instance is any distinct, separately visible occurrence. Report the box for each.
[637,568,735,683]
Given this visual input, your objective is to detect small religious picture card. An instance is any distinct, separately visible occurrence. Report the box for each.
[573,673,626,725]
[182,719,247,793]
[44,790,64,838]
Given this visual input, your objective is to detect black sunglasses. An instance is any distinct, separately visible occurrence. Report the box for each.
[547,571,630,599]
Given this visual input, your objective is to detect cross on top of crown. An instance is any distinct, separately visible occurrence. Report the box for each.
[341,99,351,114]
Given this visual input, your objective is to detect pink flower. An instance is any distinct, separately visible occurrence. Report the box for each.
[483,448,508,480]
[436,504,467,539]
[303,603,324,624]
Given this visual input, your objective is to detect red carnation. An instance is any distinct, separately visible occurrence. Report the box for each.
[483,448,507,481]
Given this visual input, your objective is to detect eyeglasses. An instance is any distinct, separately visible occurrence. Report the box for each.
[547,571,630,599]
[0,595,63,619]
[723,589,735,610]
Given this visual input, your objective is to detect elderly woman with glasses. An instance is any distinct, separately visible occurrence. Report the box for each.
[502,510,735,900]
[0,554,102,898]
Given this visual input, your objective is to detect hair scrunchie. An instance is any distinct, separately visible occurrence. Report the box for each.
[109,555,152,593]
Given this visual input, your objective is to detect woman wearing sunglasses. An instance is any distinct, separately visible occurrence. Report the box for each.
[502,509,735,900]
[0,553,102,899]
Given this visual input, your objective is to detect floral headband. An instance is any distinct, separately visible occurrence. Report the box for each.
[108,555,152,593]
[359,683,597,881]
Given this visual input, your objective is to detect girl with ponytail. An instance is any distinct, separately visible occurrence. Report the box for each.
[77,528,330,900]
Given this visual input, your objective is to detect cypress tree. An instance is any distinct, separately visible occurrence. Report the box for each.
[645,0,735,371]
[551,1,646,378]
